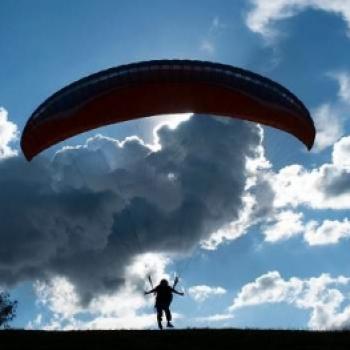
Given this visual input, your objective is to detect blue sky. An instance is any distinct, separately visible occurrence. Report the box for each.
[2,0,350,330]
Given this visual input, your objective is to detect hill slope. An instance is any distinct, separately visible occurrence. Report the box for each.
[1,329,350,349]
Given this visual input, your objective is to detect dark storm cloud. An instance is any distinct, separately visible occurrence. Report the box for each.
[0,115,261,303]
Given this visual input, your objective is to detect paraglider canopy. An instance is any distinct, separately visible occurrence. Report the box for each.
[21,59,315,160]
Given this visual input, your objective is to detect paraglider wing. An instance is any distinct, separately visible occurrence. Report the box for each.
[21,60,315,160]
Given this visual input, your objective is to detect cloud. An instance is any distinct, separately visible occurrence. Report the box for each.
[229,271,303,310]
[201,133,272,249]
[312,72,350,152]
[246,0,350,41]
[195,313,234,323]
[196,114,350,248]
[304,219,350,246]
[188,285,227,303]
[30,253,169,330]
[332,135,350,169]
[312,103,344,152]
[201,194,256,249]
[229,271,350,330]
[34,277,82,319]
[263,210,304,242]
[269,136,350,210]
[257,141,350,244]
[332,72,350,103]
[245,72,350,245]
[199,16,226,55]
[200,39,215,54]
[0,114,262,304]
[26,314,43,330]
[0,107,18,159]
[63,314,156,330]
[262,210,350,246]
[247,135,350,245]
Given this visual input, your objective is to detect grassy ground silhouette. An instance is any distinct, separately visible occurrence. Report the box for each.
[1,328,350,349]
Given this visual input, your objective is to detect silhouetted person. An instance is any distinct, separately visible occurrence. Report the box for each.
[144,278,184,330]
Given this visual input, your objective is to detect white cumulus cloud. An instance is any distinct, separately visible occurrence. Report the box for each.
[263,210,304,242]
[257,136,350,245]
[304,219,350,245]
[0,107,18,159]
[229,271,350,330]
[332,135,350,169]
[188,285,227,303]
[271,136,350,210]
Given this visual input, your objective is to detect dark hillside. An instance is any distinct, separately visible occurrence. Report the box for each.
[1,329,350,350]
